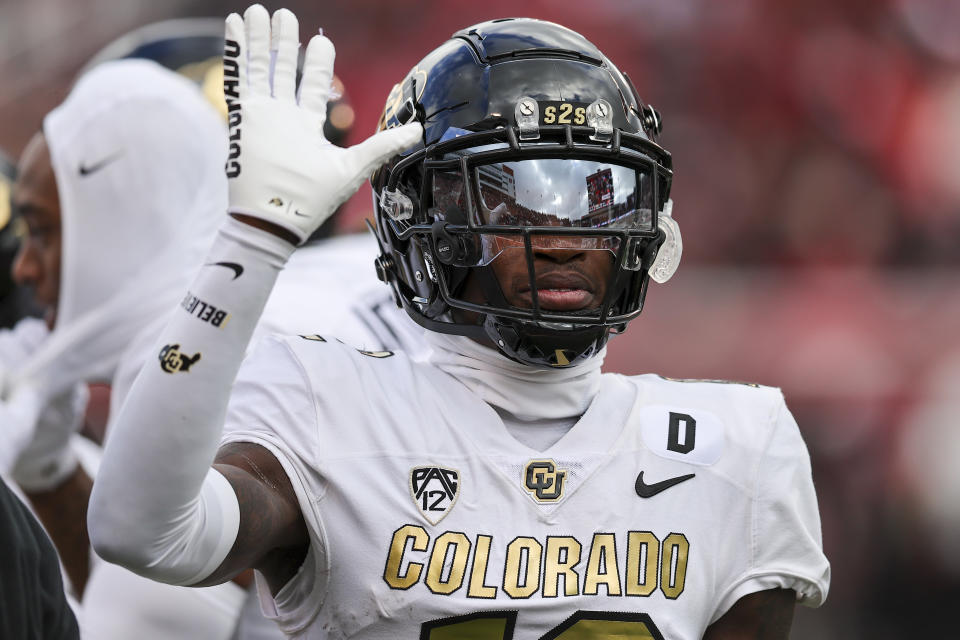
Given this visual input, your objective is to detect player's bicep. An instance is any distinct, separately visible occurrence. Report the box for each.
[194,442,308,591]
[703,588,796,640]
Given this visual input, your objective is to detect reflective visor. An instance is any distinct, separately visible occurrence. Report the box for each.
[432,158,654,265]
[473,159,653,230]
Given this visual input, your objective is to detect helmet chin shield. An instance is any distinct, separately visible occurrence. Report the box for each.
[371,18,675,368]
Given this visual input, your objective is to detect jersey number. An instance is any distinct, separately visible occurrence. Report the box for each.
[421,610,665,640]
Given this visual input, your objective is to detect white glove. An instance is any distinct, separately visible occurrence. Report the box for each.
[0,317,49,394]
[12,384,88,491]
[0,318,87,489]
[0,384,43,477]
[223,5,422,243]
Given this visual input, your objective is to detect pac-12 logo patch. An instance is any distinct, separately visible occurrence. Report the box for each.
[409,466,459,525]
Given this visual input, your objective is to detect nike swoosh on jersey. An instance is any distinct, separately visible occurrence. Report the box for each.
[634,471,695,498]
[205,261,244,280]
[78,151,123,177]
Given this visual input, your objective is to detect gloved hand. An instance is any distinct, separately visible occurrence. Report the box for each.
[0,384,43,477]
[1,318,87,489]
[0,317,49,393]
[224,4,422,244]
[12,383,88,491]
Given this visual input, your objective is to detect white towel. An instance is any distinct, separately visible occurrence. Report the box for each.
[14,59,227,399]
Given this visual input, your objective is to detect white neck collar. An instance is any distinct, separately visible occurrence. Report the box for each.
[422,331,604,421]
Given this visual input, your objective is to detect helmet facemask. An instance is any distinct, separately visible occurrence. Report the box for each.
[376,123,671,368]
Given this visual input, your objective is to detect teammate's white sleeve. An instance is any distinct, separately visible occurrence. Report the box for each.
[11,384,88,491]
[88,218,294,585]
[711,396,831,621]
[0,318,49,476]
[0,318,89,488]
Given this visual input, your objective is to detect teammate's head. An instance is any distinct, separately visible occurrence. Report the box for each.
[10,134,61,328]
[13,59,226,332]
[372,18,681,368]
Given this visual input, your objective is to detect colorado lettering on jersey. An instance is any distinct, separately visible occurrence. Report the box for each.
[383,525,689,600]
[180,291,230,328]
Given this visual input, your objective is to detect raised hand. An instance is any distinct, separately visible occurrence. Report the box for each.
[223,5,421,244]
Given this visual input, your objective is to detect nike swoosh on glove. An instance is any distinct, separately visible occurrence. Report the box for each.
[223,5,422,243]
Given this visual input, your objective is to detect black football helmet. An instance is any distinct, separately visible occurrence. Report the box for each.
[372,18,680,368]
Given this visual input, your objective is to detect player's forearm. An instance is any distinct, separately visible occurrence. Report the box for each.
[89,218,293,585]
[703,588,795,640]
[24,465,93,596]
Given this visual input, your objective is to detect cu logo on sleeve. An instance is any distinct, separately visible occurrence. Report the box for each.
[639,406,724,465]
[158,344,201,374]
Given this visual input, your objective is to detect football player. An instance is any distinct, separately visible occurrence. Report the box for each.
[2,58,240,634]
[70,20,405,639]
[6,18,415,640]
[91,6,830,639]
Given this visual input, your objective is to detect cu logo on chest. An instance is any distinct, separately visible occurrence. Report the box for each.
[523,459,566,503]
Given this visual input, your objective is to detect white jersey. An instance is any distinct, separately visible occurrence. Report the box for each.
[253,233,424,354]
[221,336,830,640]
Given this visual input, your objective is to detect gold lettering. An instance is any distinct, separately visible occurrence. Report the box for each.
[503,537,542,598]
[583,533,621,596]
[625,531,658,596]
[543,105,557,124]
[383,524,429,589]
[574,107,586,125]
[425,532,470,595]
[660,533,689,599]
[467,535,497,598]
[543,536,582,597]
[557,103,573,124]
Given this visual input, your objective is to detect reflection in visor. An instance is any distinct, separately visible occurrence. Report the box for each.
[431,158,653,266]
[476,159,651,230]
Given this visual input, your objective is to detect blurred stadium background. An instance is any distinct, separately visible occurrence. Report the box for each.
[2,0,958,637]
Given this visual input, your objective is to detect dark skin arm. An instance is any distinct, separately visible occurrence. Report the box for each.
[703,588,796,640]
[23,465,93,596]
[193,441,309,593]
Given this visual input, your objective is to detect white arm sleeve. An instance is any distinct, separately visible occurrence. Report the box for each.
[88,218,294,586]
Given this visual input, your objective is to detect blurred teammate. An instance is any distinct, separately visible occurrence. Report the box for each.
[9,19,415,640]
[92,6,830,639]
[4,58,241,636]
